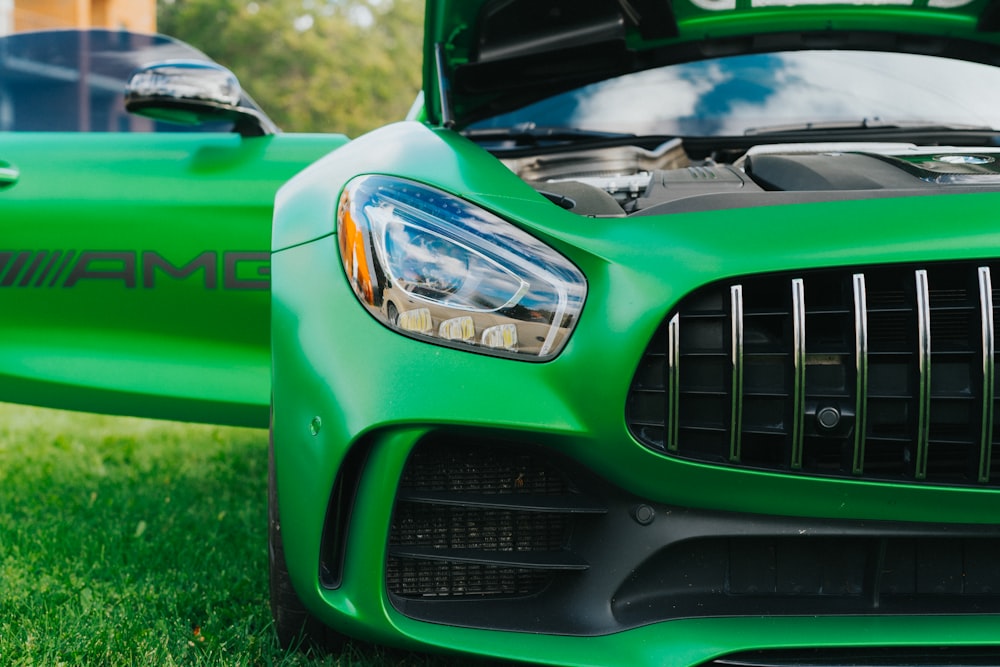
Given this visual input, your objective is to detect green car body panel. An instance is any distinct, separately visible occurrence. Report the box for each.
[0,130,346,427]
[0,28,348,427]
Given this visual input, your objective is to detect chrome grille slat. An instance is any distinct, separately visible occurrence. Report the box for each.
[667,313,680,452]
[978,266,995,483]
[914,269,931,480]
[626,261,1000,487]
[852,273,869,475]
[791,278,806,470]
[730,284,744,463]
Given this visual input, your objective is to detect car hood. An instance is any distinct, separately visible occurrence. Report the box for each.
[423,0,1000,128]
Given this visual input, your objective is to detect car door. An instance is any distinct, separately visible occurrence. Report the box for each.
[0,29,348,427]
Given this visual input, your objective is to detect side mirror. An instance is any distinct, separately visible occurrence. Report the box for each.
[125,60,278,137]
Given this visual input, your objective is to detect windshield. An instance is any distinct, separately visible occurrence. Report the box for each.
[469,50,1000,137]
[0,29,259,132]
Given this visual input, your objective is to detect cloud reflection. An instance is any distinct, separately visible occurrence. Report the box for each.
[479,51,1000,136]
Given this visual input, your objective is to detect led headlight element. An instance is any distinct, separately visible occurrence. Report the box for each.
[440,316,475,342]
[337,175,587,359]
[398,307,432,333]
[483,323,518,351]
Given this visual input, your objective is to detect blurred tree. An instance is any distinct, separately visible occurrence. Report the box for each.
[158,0,424,136]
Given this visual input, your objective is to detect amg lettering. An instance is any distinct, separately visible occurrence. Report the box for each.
[224,252,269,290]
[0,250,269,290]
[143,251,216,289]
[0,251,30,287]
[64,251,136,288]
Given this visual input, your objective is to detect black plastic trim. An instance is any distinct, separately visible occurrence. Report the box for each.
[705,647,1000,667]
[633,185,1000,217]
[397,489,607,513]
[389,448,1000,635]
[389,545,589,570]
[979,0,1000,32]
[318,442,371,589]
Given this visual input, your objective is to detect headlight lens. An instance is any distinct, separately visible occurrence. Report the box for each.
[337,175,587,360]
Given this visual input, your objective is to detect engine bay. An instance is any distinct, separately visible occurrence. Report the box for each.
[505,142,1000,217]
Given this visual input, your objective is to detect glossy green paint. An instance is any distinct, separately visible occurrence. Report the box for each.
[0,131,347,426]
[271,119,1000,663]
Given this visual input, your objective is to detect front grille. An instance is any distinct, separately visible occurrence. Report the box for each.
[386,439,604,600]
[627,261,1000,486]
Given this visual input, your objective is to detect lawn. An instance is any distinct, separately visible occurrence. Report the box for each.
[0,403,478,666]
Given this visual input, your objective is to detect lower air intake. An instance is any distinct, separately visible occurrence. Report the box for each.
[386,439,601,599]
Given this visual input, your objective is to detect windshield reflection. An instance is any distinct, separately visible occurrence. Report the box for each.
[472,51,1000,137]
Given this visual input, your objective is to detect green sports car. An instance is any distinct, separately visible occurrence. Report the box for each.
[267,1,1000,665]
[12,4,1000,666]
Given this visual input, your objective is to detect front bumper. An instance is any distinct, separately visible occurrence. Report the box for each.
[271,188,1000,665]
[272,419,1000,667]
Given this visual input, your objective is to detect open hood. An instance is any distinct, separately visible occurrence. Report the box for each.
[424,0,1000,128]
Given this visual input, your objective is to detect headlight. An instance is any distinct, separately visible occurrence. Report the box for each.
[336,175,587,360]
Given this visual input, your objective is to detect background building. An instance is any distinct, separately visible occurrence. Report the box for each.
[1,0,156,35]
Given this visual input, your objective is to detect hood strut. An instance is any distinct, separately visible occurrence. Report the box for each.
[434,43,455,128]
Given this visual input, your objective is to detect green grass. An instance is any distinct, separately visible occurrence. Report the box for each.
[0,403,472,667]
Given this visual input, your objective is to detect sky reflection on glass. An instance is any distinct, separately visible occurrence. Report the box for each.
[381,217,526,310]
[474,51,1000,136]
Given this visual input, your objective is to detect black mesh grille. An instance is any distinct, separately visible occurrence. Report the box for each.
[398,443,571,495]
[612,532,1000,626]
[627,261,1000,486]
[386,550,552,598]
[390,504,569,551]
[386,439,600,600]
